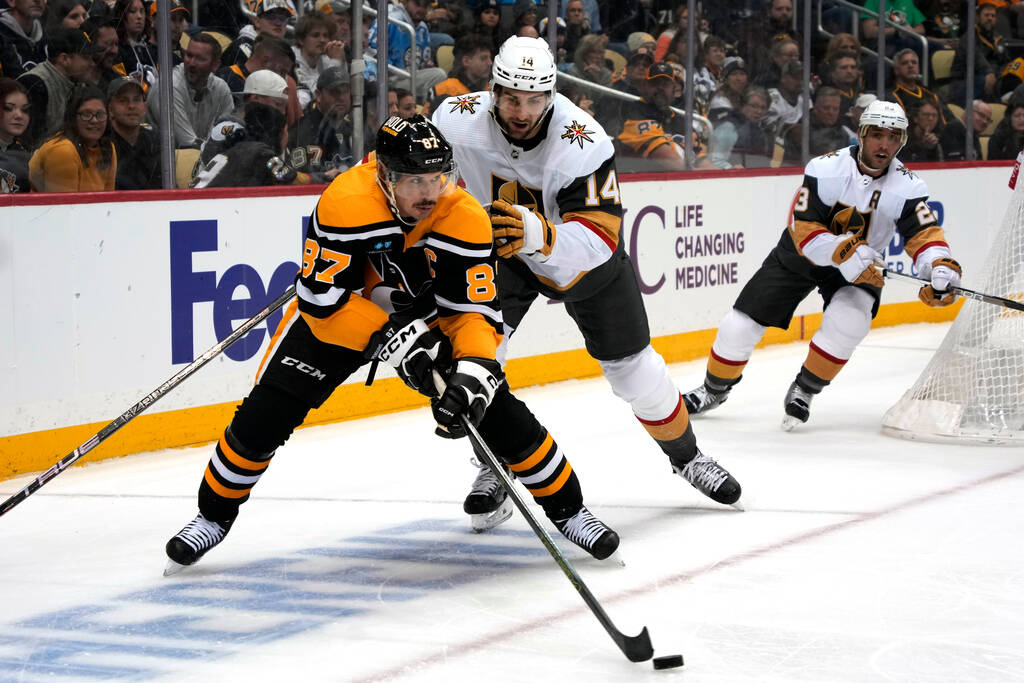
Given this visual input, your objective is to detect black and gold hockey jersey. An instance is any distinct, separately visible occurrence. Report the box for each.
[296,156,503,360]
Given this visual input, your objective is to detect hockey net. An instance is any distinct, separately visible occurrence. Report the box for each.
[881,175,1024,445]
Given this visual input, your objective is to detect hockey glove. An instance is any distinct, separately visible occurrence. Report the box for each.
[431,358,504,437]
[918,256,962,307]
[832,233,884,287]
[363,316,441,396]
[490,199,556,260]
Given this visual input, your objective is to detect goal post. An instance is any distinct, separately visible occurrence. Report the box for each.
[881,171,1024,445]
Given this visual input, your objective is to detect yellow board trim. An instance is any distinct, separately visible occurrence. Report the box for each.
[0,300,961,481]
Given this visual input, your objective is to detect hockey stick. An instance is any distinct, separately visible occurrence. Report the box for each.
[0,285,297,518]
[882,268,1024,312]
[433,373,653,662]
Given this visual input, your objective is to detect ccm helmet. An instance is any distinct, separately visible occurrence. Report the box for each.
[491,36,557,92]
[857,100,908,167]
[375,114,457,221]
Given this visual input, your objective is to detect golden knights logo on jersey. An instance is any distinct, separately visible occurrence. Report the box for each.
[448,94,481,114]
[828,202,874,237]
[560,120,595,148]
[492,175,546,215]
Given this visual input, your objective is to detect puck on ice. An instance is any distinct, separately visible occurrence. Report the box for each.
[652,654,684,670]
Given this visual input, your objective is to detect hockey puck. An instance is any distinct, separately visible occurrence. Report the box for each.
[652,654,684,670]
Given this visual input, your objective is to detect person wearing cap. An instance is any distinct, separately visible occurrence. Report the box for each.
[425,33,492,116]
[147,33,233,149]
[222,0,296,68]
[216,34,294,102]
[293,10,346,111]
[17,27,94,146]
[0,0,47,78]
[368,0,447,102]
[106,75,161,189]
[472,0,501,53]
[167,0,192,65]
[192,100,298,188]
[710,85,773,169]
[289,65,352,182]
[615,62,711,172]
[765,59,807,137]
[707,56,748,122]
[196,68,290,174]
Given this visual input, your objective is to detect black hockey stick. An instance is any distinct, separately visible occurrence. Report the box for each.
[445,392,653,662]
[0,285,297,518]
[882,268,1024,312]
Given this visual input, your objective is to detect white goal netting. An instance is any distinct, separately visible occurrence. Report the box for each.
[882,176,1024,445]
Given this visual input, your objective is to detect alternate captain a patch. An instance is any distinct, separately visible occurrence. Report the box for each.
[560,120,595,148]
[491,175,546,215]
[448,94,481,114]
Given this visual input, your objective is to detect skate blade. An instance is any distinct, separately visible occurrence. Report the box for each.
[780,415,804,432]
[602,549,626,567]
[731,500,746,511]
[469,498,514,533]
[163,558,188,577]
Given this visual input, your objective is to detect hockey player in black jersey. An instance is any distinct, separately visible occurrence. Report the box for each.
[164,115,620,575]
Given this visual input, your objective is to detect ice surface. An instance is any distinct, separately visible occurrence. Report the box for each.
[2,322,1024,682]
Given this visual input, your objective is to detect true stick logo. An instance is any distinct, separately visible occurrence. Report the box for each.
[170,220,301,364]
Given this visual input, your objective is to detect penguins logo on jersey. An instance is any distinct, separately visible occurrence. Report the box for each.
[0,168,17,193]
[560,120,595,148]
[448,94,481,114]
[492,175,546,215]
[829,204,872,238]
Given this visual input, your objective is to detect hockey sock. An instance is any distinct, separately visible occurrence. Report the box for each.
[795,364,830,394]
[801,342,847,386]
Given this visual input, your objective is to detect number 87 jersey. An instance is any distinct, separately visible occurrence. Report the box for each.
[296,157,504,361]
[433,91,626,300]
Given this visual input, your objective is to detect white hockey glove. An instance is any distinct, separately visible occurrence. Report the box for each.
[918,256,962,307]
[364,316,441,396]
[490,199,556,260]
[802,231,884,286]
[431,358,504,437]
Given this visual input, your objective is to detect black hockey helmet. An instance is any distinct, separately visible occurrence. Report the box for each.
[375,114,454,176]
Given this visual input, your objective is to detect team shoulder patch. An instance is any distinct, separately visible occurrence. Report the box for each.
[448,94,482,114]
[560,119,596,148]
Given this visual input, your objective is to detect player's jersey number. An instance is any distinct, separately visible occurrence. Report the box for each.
[302,238,352,284]
[584,168,621,206]
[423,248,496,304]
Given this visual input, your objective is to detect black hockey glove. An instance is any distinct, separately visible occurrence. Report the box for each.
[431,358,504,437]
[363,316,441,396]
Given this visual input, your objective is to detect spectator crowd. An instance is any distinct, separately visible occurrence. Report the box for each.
[2,0,1024,193]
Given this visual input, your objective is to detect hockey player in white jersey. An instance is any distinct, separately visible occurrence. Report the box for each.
[682,101,962,430]
[432,36,742,532]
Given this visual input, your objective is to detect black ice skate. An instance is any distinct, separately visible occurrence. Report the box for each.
[164,513,234,576]
[781,381,815,431]
[672,449,742,508]
[682,383,730,415]
[552,506,620,560]
[463,459,514,532]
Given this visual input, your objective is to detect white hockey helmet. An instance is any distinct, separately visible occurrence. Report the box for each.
[858,100,908,149]
[491,36,557,92]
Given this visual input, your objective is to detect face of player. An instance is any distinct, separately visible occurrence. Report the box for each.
[463,49,493,83]
[301,25,331,59]
[495,87,551,140]
[123,0,146,39]
[391,170,446,221]
[1,91,30,141]
[108,88,145,129]
[75,98,108,145]
[859,127,902,173]
[62,4,88,29]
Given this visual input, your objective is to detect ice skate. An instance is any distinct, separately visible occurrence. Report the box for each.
[682,383,730,415]
[463,460,514,532]
[781,381,815,431]
[552,506,620,561]
[672,449,743,508]
[164,513,233,576]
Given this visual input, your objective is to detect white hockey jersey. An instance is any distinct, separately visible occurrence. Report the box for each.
[432,91,624,298]
[788,146,950,267]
